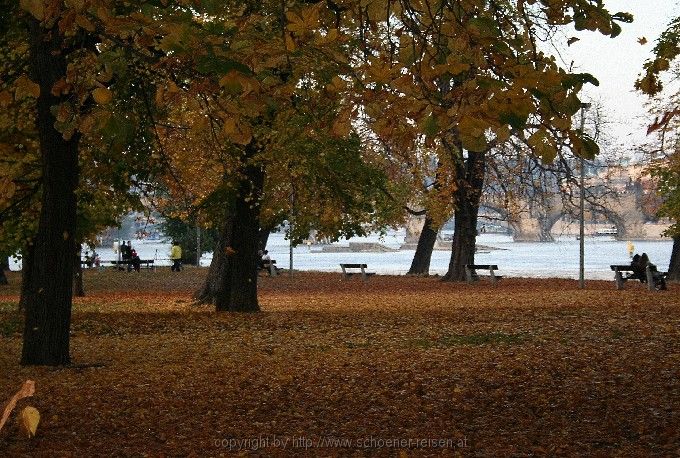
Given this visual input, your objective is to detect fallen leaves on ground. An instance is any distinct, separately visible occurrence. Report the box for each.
[1,270,679,456]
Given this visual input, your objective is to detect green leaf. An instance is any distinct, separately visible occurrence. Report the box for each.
[421,115,439,137]
[527,128,556,163]
[460,133,488,152]
[498,111,527,130]
[580,136,599,159]
[196,55,251,77]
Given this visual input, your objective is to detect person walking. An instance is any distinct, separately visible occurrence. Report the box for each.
[170,241,182,272]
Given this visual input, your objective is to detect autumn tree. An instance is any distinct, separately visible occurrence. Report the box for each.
[337,0,631,280]
[636,15,680,279]
[7,0,212,364]
[149,1,405,308]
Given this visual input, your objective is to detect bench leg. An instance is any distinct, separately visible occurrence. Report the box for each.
[614,271,624,290]
[361,266,367,281]
[490,269,497,285]
[646,267,655,291]
[270,263,277,277]
[341,266,347,279]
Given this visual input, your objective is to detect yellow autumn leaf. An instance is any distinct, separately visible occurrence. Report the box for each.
[64,0,85,10]
[79,114,97,133]
[219,72,243,95]
[326,76,345,93]
[92,87,113,104]
[75,14,95,32]
[222,117,237,136]
[55,103,73,123]
[285,33,296,51]
[0,381,35,433]
[494,125,511,143]
[14,75,41,100]
[300,5,320,29]
[155,86,165,105]
[19,0,44,20]
[286,11,306,35]
[18,406,40,439]
[232,123,252,146]
[368,59,393,84]
[0,90,12,107]
[167,81,180,93]
[51,78,70,97]
[332,114,352,137]
[326,28,338,42]
[0,180,17,203]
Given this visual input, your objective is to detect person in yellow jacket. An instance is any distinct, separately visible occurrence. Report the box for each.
[627,240,634,259]
[170,241,182,272]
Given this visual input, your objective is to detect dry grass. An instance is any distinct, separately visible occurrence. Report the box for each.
[1,269,679,456]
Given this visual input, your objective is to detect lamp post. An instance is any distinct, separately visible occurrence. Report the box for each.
[196,225,201,267]
[579,102,591,289]
[289,188,295,277]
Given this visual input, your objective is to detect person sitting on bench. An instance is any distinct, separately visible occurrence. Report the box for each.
[261,250,272,270]
[632,253,667,290]
[130,249,142,272]
[630,253,645,281]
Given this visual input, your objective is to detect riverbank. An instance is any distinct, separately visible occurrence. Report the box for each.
[6,232,675,280]
[1,271,679,455]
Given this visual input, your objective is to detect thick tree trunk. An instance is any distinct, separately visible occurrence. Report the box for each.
[442,150,486,282]
[21,19,79,366]
[0,257,8,285]
[407,215,439,275]
[194,221,229,304]
[196,222,273,305]
[19,244,34,311]
[215,145,264,312]
[258,227,271,252]
[667,236,680,281]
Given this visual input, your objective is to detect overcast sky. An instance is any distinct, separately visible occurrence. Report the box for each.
[559,0,679,151]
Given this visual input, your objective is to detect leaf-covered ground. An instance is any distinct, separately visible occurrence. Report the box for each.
[1,269,679,456]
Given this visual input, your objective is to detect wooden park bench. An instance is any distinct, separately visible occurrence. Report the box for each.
[108,259,155,271]
[610,264,667,291]
[340,263,375,281]
[465,264,501,284]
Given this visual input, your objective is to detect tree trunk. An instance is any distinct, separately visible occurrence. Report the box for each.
[19,244,34,311]
[194,221,229,304]
[407,215,439,275]
[215,144,264,312]
[0,257,8,285]
[258,227,271,252]
[21,19,80,366]
[196,222,274,305]
[667,236,680,281]
[442,150,486,282]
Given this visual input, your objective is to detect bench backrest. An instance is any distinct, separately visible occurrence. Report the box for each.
[610,265,635,271]
[466,264,498,270]
[340,263,368,268]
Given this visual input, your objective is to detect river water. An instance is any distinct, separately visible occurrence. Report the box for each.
[7,231,674,280]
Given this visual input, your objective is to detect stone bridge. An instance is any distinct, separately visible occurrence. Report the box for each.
[481,190,655,241]
[405,189,663,244]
